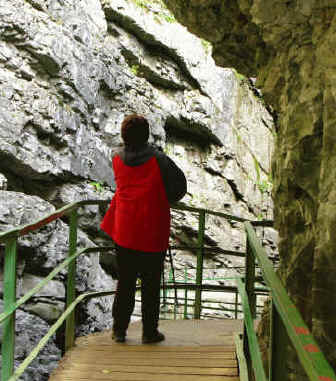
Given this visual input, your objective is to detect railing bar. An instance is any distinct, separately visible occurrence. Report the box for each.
[236,278,268,381]
[172,203,273,226]
[194,210,206,319]
[245,237,256,319]
[0,203,77,243]
[0,200,272,244]
[234,333,249,381]
[169,245,246,257]
[156,295,265,307]
[245,222,336,381]
[65,210,78,351]
[0,246,115,324]
[156,301,246,314]
[2,238,17,381]
[8,289,117,381]
[159,282,267,293]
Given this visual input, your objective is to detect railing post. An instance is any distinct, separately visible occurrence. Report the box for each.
[194,210,205,319]
[2,238,17,381]
[269,296,289,381]
[243,234,256,380]
[65,209,78,351]
[235,289,238,319]
[184,268,188,319]
[245,238,256,318]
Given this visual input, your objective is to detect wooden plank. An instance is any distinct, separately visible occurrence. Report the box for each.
[76,343,236,352]
[69,348,236,358]
[68,355,237,368]
[50,320,241,381]
[52,370,239,381]
[69,363,238,376]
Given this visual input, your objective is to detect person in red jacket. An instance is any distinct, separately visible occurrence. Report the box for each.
[101,114,187,344]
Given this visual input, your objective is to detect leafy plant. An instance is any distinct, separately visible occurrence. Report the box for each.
[201,39,211,54]
[257,179,272,194]
[233,69,246,82]
[131,64,139,76]
[90,181,103,192]
[163,13,176,23]
[253,158,272,194]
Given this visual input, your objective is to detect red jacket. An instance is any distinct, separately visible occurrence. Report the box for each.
[101,146,186,252]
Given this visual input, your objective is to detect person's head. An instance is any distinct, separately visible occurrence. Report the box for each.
[121,114,149,149]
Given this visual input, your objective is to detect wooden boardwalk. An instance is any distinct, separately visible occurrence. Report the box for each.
[49,319,243,381]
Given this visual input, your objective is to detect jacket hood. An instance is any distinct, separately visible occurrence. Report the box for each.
[120,143,157,167]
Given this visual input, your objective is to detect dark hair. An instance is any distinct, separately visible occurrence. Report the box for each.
[121,114,149,148]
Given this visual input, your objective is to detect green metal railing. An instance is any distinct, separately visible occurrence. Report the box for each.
[0,199,269,380]
[1,199,334,381]
[0,200,112,381]
[239,221,336,381]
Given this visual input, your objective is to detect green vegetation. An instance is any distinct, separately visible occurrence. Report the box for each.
[130,0,176,23]
[201,39,212,54]
[162,13,176,23]
[257,213,264,221]
[233,69,246,82]
[132,0,149,10]
[163,144,173,155]
[130,64,139,76]
[253,158,272,194]
[257,179,272,194]
[89,181,104,192]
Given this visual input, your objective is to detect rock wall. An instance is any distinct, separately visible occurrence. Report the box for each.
[162,0,336,376]
[0,0,275,379]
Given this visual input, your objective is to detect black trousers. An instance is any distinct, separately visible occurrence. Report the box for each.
[112,245,165,336]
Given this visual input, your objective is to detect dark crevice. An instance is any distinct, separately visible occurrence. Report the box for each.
[104,8,204,94]
[24,122,68,149]
[121,47,188,91]
[227,179,245,201]
[25,0,46,12]
[204,166,224,178]
[175,225,218,250]
[165,116,222,150]
[0,155,83,201]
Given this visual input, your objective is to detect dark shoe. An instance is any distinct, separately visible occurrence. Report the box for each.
[142,331,165,344]
[112,331,126,343]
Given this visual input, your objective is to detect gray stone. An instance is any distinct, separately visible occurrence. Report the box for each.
[0,0,277,377]
[0,173,7,190]
[0,300,61,381]
[162,0,336,375]
[23,301,65,324]
[19,274,65,299]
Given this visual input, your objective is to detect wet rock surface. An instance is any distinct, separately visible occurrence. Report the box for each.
[162,0,336,376]
[0,0,275,378]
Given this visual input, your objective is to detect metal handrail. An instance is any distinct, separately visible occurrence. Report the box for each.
[243,221,336,381]
[7,288,118,381]
[236,277,268,381]
[0,200,272,243]
[0,199,273,381]
[0,247,114,324]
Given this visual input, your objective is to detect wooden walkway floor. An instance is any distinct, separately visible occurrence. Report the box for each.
[49,319,243,381]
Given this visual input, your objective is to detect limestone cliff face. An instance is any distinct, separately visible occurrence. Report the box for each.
[0,0,274,379]
[163,0,336,374]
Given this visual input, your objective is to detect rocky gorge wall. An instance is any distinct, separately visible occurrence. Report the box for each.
[0,0,275,379]
[162,0,336,378]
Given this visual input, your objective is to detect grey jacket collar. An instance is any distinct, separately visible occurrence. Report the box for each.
[120,143,156,167]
